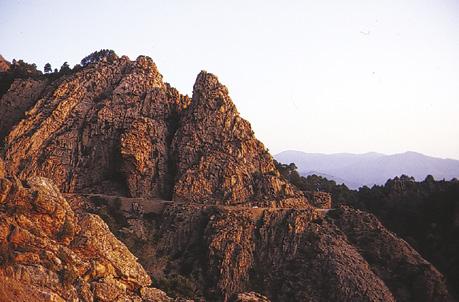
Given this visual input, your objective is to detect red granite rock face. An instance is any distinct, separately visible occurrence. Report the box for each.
[233,292,271,302]
[304,191,332,208]
[74,193,455,302]
[0,55,9,72]
[1,53,457,302]
[0,78,48,140]
[0,175,172,301]
[172,71,304,205]
[3,55,189,199]
[0,158,4,179]
[120,86,189,199]
[328,206,452,302]
[2,60,304,206]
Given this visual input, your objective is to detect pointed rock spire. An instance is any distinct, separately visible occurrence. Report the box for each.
[172,71,307,206]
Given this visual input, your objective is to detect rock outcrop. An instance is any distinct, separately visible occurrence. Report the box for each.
[303,191,332,209]
[171,71,303,205]
[0,78,48,140]
[233,292,271,302]
[1,52,457,302]
[0,158,4,179]
[0,55,9,72]
[327,207,452,302]
[3,55,187,198]
[2,58,305,206]
[0,174,174,301]
[73,193,454,302]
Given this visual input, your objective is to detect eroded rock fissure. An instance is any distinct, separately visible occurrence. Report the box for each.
[164,112,180,200]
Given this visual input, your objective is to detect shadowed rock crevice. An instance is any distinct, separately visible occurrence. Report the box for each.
[164,112,181,200]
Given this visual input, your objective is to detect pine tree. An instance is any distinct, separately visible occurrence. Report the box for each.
[44,63,52,73]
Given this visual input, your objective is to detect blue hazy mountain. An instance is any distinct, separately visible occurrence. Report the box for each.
[275,150,459,189]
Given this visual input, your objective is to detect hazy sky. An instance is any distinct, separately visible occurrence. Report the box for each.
[1,0,458,159]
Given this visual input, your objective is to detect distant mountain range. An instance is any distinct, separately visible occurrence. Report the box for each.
[275,150,459,189]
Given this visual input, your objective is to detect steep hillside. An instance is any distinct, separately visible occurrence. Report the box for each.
[71,193,453,301]
[0,160,173,301]
[276,161,459,299]
[2,54,302,207]
[0,52,456,301]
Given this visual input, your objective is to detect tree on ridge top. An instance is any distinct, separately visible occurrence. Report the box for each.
[44,63,52,73]
[80,49,117,67]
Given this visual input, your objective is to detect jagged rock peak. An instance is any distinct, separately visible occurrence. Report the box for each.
[1,53,306,207]
[191,70,235,112]
[135,55,159,70]
[171,70,306,205]
[194,70,229,95]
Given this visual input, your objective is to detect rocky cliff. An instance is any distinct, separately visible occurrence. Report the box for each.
[2,54,302,207]
[0,52,457,301]
[0,172,176,301]
[171,71,302,205]
[72,193,453,301]
[0,78,48,140]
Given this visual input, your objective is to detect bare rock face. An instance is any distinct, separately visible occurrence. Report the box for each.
[2,60,304,206]
[0,55,9,72]
[172,71,304,205]
[121,116,169,198]
[233,292,271,302]
[304,191,332,208]
[0,78,48,140]
[0,175,167,301]
[120,86,189,199]
[3,55,188,199]
[1,53,457,302]
[0,158,4,179]
[76,194,454,302]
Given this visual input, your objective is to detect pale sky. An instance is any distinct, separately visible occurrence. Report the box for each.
[1,0,458,159]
